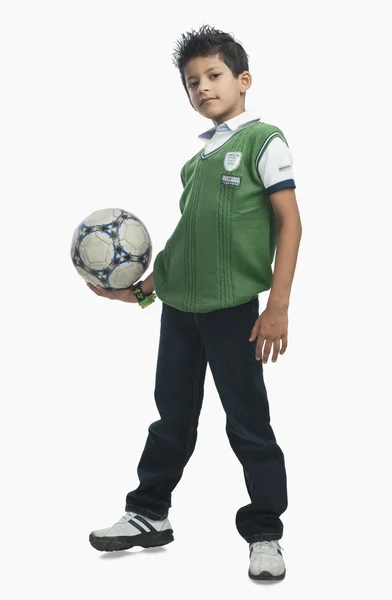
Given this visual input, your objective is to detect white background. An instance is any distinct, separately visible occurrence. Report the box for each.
[1,0,391,597]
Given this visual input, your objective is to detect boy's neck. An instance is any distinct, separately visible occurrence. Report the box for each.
[212,105,247,127]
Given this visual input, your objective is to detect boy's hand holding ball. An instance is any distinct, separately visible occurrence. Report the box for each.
[86,282,138,303]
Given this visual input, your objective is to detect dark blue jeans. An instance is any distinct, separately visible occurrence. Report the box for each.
[125,296,288,543]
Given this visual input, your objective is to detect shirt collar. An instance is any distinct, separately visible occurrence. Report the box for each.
[198,108,261,141]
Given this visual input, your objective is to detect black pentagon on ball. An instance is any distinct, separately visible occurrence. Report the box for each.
[113,258,121,265]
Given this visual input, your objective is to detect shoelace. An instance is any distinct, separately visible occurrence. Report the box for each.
[118,512,135,523]
[251,540,284,552]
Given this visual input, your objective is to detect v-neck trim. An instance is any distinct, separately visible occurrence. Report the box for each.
[200,121,261,160]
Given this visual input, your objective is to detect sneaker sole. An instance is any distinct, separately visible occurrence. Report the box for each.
[89,529,174,552]
[248,568,286,581]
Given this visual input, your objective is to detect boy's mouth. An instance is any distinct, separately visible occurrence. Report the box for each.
[200,97,217,105]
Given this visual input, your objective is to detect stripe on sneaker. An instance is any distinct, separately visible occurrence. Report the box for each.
[128,519,147,534]
[132,514,158,532]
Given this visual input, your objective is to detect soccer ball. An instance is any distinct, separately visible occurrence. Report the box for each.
[71,208,152,289]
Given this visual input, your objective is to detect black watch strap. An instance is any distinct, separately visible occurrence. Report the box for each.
[132,280,156,308]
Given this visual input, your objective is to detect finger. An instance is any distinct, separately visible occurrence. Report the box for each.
[262,340,273,363]
[87,283,101,296]
[96,285,113,298]
[280,334,288,354]
[255,335,265,360]
[95,286,106,296]
[271,339,281,363]
[92,284,110,298]
[249,323,259,342]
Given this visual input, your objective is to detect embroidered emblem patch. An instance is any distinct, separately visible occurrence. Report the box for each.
[224,151,242,171]
[221,174,242,187]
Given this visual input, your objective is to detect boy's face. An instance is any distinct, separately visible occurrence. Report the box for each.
[183,54,251,126]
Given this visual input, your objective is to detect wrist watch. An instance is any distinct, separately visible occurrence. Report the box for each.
[131,280,157,309]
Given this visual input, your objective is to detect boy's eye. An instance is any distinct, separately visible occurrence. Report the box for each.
[189,74,220,88]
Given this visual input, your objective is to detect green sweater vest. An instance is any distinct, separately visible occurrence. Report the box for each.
[153,121,289,313]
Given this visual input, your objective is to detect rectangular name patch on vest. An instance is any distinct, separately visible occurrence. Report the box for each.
[221,174,242,187]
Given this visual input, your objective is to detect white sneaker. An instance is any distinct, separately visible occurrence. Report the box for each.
[89,511,174,552]
[248,540,286,580]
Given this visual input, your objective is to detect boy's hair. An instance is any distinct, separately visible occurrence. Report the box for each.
[172,24,249,97]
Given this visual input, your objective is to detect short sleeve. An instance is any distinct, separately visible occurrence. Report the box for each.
[257,136,296,195]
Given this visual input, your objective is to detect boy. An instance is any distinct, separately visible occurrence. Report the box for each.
[87,25,302,581]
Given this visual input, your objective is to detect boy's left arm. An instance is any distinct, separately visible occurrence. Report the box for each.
[249,188,302,363]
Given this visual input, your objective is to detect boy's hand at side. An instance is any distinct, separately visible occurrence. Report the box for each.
[249,306,288,363]
[86,283,138,303]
